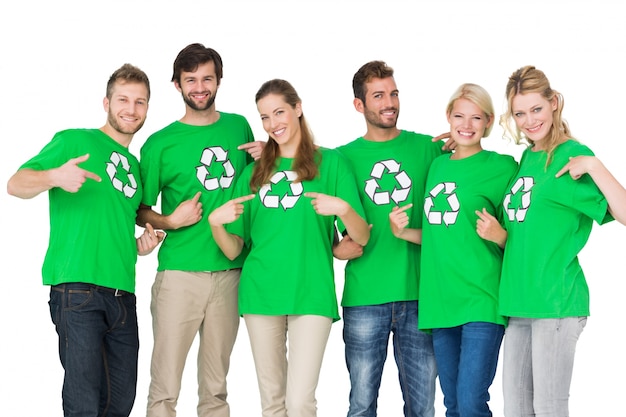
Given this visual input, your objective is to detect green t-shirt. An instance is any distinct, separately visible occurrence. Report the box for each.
[228,148,364,320]
[419,150,518,330]
[140,113,254,271]
[499,140,612,318]
[20,129,142,292]
[336,130,444,307]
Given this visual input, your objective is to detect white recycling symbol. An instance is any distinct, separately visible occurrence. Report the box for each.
[106,151,137,198]
[424,182,460,226]
[259,170,303,210]
[196,146,235,191]
[364,159,412,205]
[503,176,533,222]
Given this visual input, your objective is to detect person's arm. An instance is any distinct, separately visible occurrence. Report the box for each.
[304,192,370,246]
[475,208,507,248]
[207,194,255,260]
[389,204,422,244]
[556,156,626,225]
[7,154,101,199]
[136,223,166,256]
[136,191,203,230]
[332,229,367,260]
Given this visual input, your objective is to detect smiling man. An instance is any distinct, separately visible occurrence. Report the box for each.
[137,43,263,417]
[6,63,163,417]
[334,60,443,417]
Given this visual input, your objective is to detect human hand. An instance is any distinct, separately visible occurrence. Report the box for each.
[475,208,507,247]
[555,156,599,180]
[51,153,101,193]
[168,191,203,229]
[304,192,349,216]
[389,204,412,238]
[137,222,166,256]
[238,141,266,160]
[333,233,364,260]
[432,132,456,151]
[208,194,255,226]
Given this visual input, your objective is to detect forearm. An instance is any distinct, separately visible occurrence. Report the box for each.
[491,229,508,249]
[136,206,172,230]
[339,208,370,246]
[588,162,626,225]
[210,224,244,260]
[395,227,422,245]
[7,169,55,199]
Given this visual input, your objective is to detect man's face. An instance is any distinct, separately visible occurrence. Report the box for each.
[360,76,400,129]
[105,81,149,135]
[176,61,219,111]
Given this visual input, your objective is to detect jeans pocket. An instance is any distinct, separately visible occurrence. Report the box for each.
[66,289,93,310]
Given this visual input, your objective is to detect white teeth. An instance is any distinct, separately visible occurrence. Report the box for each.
[459,131,473,137]
[273,128,286,136]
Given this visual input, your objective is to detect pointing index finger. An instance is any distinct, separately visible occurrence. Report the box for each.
[234,194,255,203]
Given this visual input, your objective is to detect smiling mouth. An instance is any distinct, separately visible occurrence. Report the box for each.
[191,92,210,100]
[526,123,543,133]
[273,128,286,137]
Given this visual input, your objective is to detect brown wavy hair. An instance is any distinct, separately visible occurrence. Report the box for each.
[250,79,320,192]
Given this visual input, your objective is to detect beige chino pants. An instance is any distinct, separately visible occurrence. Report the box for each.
[147,269,240,417]
[244,314,333,417]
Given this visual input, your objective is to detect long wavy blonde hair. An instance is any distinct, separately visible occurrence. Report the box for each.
[500,65,574,166]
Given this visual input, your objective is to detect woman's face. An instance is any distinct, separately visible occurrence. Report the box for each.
[257,93,302,156]
[511,92,557,148]
[446,98,490,152]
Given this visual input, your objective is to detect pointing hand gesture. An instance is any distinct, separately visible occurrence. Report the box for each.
[209,194,255,226]
[52,153,101,193]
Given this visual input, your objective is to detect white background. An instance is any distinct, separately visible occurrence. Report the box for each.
[1,1,624,416]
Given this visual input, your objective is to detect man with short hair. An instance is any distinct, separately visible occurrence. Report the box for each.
[335,60,442,417]
[138,43,263,417]
[7,63,163,417]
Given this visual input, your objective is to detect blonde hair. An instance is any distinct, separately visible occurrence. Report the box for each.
[446,83,494,137]
[499,66,573,165]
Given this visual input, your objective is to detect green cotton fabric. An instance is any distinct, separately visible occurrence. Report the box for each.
[228,148,364,320]
[419,150,518,330]
[140,113,254,272]
[20,129,142,292]
[499,140,613,319]
[336,130,444,307]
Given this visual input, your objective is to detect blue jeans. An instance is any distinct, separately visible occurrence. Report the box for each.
[343,302,437,417]
[432,322,504,417]
[503,317,586,417]
[49,283,139,417]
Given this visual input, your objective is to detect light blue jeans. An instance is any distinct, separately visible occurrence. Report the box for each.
[503,317,587,417]
[343,302,437,417]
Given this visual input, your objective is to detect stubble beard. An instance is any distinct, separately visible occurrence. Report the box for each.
[183,91,217,111]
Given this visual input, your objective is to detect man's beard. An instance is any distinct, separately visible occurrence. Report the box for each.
[183,91,217,111]
[108,113,145,135]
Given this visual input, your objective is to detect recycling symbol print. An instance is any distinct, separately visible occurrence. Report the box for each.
[503,176,533,222]
[196,146,235,191]
[259,170,303,210]
[424,182,460,226]
[106,151,137,198]
[365,159,412,205]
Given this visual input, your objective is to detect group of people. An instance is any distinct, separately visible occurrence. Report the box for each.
[7,42,626,417]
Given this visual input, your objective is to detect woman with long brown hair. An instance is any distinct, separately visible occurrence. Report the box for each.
[209,79,369,417]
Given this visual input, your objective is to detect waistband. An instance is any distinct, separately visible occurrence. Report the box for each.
[51,283,131,297]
